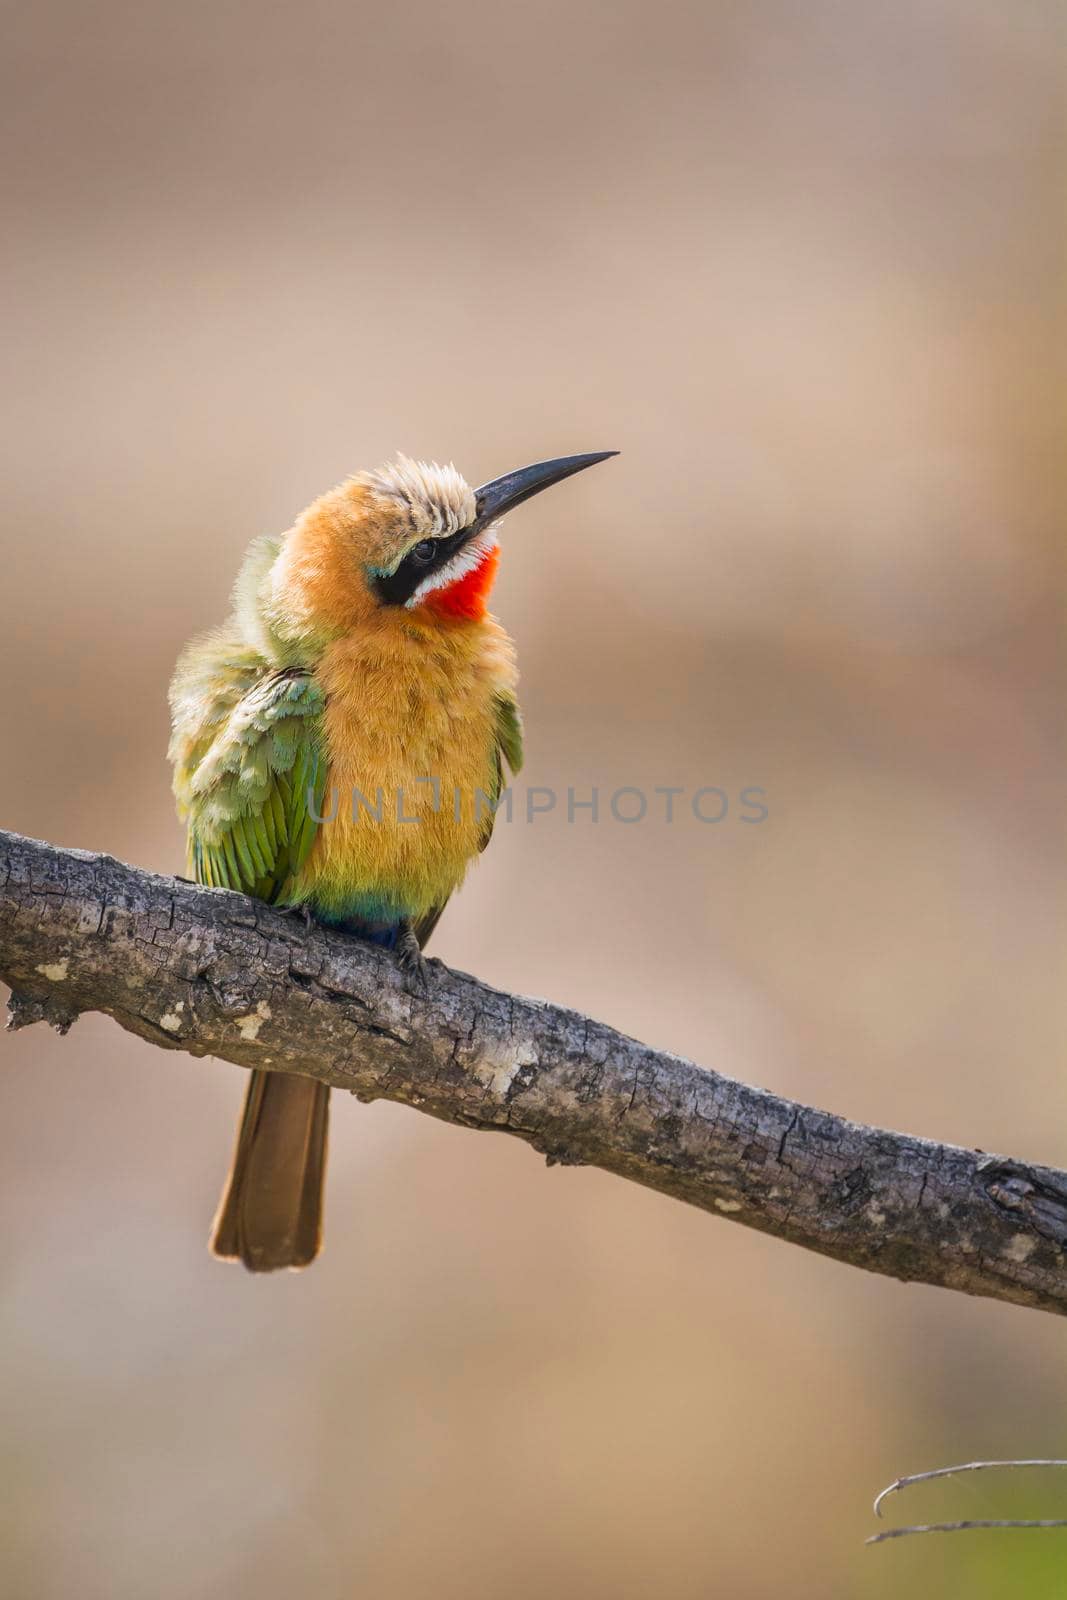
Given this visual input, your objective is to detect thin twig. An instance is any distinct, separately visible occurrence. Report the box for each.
[868,1518,1067,1544]
[873,1459,1067,1519]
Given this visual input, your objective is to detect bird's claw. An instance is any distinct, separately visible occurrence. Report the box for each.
[281,902,314,929]
[395,927,430,995]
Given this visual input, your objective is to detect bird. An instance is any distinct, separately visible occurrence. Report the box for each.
[168,449,617,1271]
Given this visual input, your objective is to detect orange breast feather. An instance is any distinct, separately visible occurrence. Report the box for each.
[291,610,517,922]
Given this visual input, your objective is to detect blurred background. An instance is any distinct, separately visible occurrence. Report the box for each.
[2,0,1065,1595]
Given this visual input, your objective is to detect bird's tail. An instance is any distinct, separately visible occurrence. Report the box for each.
[210,1070,329,1272]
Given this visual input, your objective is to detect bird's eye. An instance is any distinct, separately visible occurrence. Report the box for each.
[410,539,437,565]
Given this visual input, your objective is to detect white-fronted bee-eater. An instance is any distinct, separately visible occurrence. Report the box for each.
[168,450,617,1271]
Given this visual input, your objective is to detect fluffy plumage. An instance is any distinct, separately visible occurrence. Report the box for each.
[168,457,522,1271]
[360,453,476,535]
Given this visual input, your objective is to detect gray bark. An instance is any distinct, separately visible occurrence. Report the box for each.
[2,827,1065,1315]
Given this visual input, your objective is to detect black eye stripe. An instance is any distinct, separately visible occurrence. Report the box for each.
[371,525,473,606]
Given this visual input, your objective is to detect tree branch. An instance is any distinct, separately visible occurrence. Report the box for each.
[2,827,1065,1314]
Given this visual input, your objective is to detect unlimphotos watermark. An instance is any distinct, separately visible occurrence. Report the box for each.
[305,782,769,826]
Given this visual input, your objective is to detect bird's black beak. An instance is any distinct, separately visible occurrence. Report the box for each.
[472,452,618,533]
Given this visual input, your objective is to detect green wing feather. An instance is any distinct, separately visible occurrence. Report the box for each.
[493,693,524,782]
[169,631,326,904]
[479,689,523,851]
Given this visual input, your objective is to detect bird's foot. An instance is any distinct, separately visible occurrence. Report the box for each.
[395,925,430,994]
[281,902,315,930]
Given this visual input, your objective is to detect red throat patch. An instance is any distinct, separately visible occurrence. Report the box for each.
[426,544,500,621]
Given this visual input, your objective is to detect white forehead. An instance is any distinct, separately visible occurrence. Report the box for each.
[359,454,477,536]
